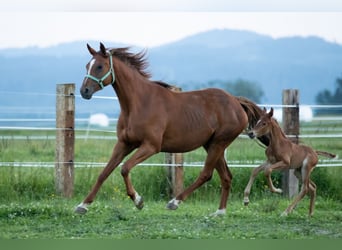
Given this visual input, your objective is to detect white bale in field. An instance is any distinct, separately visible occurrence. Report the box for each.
[89,113,109,127]
[270,106,313,123]
[300,105,313,122]
[273,108,283,122]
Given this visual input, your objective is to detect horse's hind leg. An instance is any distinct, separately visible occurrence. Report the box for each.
[210,157,233,216]
[166,160,215,210]
[166,145,224,211]
[243,162,269,205]
[75,141,134,214]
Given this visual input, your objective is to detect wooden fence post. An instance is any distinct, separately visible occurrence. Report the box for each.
[55,83,75,198]
[165,86,184,198]
[282,89,299,198]
[165,153,184,198]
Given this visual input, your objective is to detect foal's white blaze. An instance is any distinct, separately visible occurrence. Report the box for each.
[87,58,96,74]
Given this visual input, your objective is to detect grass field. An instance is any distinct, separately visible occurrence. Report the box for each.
[1,196,341,239]
[0,120,341,239]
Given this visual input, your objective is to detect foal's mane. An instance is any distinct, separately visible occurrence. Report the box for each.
[109,47,151,79]
[270,117,287,138]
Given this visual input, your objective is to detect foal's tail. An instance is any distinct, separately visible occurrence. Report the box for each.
[316,150,337,159]
[236,96,269,147]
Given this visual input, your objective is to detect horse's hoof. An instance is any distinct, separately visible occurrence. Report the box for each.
[135,198,144,210]
[166,198,179,210]
[75,205,88,215]
[243,198,250,206]
[210,209,226,217]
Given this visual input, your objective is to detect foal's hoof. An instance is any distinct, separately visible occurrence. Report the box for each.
[243,198,250,206]
[75,205,88,215]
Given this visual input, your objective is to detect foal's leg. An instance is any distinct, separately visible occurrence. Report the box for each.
[120,142,159,209]
[243,162,269,205]
[308,179,317,216]
[281,164,313,216]
[75,141,135,214]
[264,161,288,194]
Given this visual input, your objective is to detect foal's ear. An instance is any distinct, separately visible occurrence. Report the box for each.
[87,44,97,56]
[268,107,274,118]
[99,42,107,56]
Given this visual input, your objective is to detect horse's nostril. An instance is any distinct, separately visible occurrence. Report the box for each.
[248,131,255,139]
[84,87,89,93]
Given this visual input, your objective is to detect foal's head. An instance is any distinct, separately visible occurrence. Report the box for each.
[80,43,115,99]
[248,108,274,139]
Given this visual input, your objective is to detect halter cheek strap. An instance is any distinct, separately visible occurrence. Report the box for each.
[85,53,116,89]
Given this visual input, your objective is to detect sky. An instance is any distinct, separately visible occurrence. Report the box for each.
[0,1,342,49]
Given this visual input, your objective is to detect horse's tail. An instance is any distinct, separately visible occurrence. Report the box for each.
[316,150,337,159]
[236,96,269,147]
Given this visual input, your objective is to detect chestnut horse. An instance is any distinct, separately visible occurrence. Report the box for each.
[245,108,336,216]
[76,43,267,216]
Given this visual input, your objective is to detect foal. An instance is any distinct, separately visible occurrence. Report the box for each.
[244,108,335,216]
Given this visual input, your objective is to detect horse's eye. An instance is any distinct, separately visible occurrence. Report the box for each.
[97,65,103,70]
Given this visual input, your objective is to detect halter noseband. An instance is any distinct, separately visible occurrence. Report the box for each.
[85,52,115,89]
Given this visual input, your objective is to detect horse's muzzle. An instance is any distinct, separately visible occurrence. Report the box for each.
[247,131,256,139]
[80,87,93,100]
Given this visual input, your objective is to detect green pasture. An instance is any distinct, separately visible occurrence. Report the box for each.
[0,120,341,239]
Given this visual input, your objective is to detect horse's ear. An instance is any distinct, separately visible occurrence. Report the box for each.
[268,107,274,118]
[263,107,267,113]
[87,44,96,56]
[99,43,107,56]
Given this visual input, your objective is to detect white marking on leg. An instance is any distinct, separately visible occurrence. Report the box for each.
[243,197,250,205]
[210,209,226,217]
[134,191,142,206]
[75,202,88,214]
[166,198,181,210]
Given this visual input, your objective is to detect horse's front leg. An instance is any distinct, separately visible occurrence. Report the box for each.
[75,141,134,214]
[120,142,159,210]
[243,162,269,205]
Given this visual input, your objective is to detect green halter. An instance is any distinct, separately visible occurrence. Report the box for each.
[85,52,115,89]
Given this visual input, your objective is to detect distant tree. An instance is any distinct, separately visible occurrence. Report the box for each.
[315,76,342,114]
[316,76,342,104]
[221,79,265,103]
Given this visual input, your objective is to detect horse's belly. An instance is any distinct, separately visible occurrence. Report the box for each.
[161,131,210,153]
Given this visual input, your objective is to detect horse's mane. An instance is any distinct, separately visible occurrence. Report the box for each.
[109,47,151,79]
[109,47,181,91]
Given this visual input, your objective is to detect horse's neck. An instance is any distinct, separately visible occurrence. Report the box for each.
[269,121,288,147]
[113,59,146,113]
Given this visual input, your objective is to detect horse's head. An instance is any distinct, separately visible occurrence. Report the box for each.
[80,43,115,99]
[248,107,274,139]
